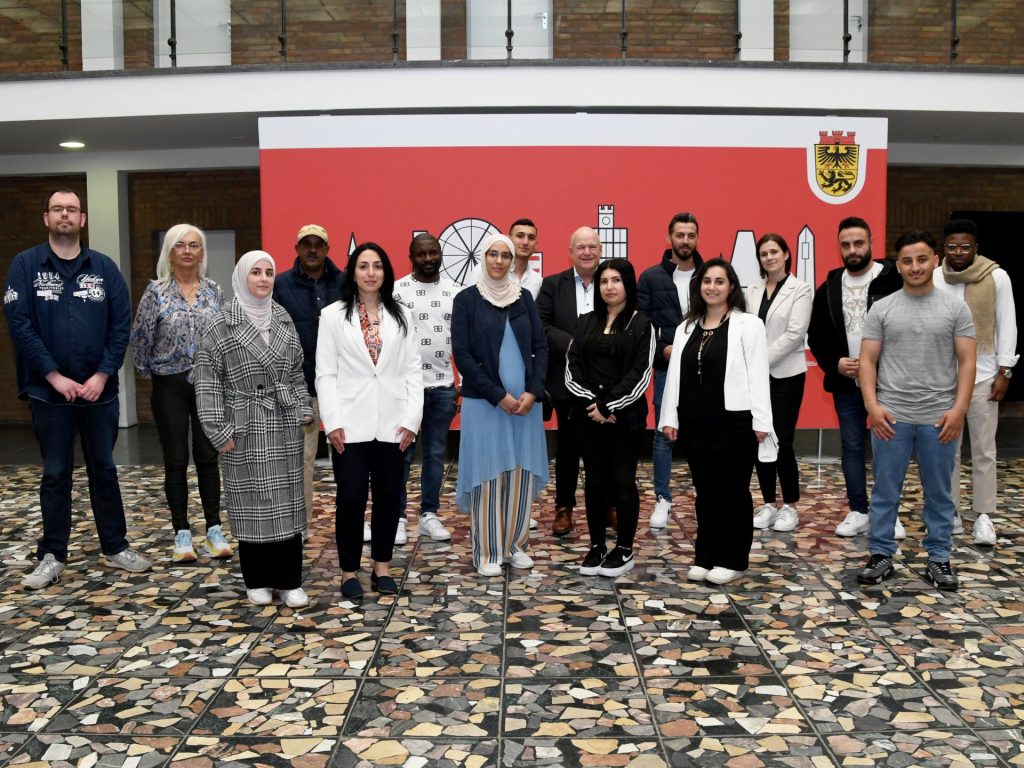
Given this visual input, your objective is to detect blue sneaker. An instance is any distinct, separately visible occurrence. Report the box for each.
[172,530,197,563]
[203,525,233,558]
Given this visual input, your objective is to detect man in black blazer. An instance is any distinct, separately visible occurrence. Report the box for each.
[536,226,602,536]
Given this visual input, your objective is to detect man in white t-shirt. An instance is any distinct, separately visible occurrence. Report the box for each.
[807,217,902,538]
[509,218,543,299]
[393,233,460,544]
[934,218,1018,546]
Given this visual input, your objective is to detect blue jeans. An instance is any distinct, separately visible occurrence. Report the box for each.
[30,398,129,563]
[833,392,869,513]
[869,422,956,561]
[400,385,458,518]
[651,369,672,501]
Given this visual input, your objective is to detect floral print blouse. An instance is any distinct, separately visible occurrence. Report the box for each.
[131,278,224,381]
[357,298,382,366]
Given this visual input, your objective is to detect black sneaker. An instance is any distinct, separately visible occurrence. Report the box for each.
[925,560,959,591]
[579,545,606,576]
[856,553,894,585]
[597,547,635,578]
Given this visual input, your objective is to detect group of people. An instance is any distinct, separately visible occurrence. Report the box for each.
[4,189,1015,600]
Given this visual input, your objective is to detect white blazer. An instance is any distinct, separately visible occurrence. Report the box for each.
[315,301,423,443]
[743,276,812,378]
[658,310,773,435]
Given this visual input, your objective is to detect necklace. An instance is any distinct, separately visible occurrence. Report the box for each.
[177,279,200,304]
[696,313,729,379]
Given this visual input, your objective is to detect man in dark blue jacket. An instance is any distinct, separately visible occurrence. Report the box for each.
[4,189,152,589]
[273,224,346,527]
[637,212,704,530]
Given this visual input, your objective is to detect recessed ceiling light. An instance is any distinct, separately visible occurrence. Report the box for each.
[59,141,85,149]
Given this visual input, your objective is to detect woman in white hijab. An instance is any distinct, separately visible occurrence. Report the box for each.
[195,250,313,607]
[451,233,549,576]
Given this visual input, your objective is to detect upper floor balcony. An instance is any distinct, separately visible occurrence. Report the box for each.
[3,1,1022,77]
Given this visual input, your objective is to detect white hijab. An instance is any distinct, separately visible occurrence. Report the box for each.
[476,233,522,308]
[232,250,274,342]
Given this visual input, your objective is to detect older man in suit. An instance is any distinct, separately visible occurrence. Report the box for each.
[536,226,603,536]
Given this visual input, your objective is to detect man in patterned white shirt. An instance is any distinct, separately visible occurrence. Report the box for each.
[393,233,460,544]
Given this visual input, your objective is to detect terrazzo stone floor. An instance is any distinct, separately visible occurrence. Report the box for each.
[1,456,1023,767]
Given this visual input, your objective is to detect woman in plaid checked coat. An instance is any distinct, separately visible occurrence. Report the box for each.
[195,250,313,608]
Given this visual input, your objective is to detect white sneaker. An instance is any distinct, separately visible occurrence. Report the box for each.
[752,504,778,529]
[22,553,65,590]
[395,519,408,545]
[773,505,799,532]
[281,588,309,608]
[509,551,534,570]
[687,565,708,581]
[650,497,671,529]
[973,513,997,546]
[893,517,907,540]
[247,588,273,606]
[202,525,233,558]
[106,548,153,573]
[477,562,503,577]
[705,567,744,585]
[952,513,964,535]
[419,514,452,541]
[172,530,197,563]
[363,523,371,543]
[836,510,870,537]
[529,517,538,530]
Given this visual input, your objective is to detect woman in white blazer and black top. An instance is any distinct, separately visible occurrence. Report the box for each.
[659,258,773,585]
[316,243,423,600]
[743,234,813,534]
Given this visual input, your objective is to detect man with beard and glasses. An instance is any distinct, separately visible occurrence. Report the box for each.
[808,216,902,538]
[393,233,460,545]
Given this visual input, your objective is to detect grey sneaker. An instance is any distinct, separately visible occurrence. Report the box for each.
[856,553,894,585]
[22,554,65,590]
[925,560,959,591]
[106,548,153,573]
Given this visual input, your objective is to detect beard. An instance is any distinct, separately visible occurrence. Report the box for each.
[842,247,873,273]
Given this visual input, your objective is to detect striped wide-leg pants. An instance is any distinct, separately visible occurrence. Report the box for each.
[469,467,535,568]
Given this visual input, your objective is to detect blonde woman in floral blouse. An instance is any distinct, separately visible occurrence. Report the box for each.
[131,223,231,564]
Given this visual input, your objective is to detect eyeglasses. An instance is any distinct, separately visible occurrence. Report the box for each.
[945,243,975,254]
[484,250,513,262]
[174,241,203,252]
[48,205,80,215]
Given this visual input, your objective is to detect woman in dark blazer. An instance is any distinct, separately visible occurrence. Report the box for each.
[451,233,549,577]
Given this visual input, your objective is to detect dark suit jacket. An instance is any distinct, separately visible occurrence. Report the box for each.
[536,268,581,401]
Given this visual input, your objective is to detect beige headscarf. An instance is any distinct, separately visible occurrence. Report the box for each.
[232,250,275,342]
[476,233,522,308]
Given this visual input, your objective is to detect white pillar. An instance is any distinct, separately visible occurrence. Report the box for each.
[85,168,137,427]
[81,0,125,71]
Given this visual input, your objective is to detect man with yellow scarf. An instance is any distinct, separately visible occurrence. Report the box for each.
[934,218,1018,546]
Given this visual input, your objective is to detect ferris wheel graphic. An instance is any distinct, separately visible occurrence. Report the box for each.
[437,217,501,287]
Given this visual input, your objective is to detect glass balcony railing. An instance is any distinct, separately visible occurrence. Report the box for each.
[3,1,1022,77]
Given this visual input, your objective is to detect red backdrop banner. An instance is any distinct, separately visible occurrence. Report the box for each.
[259,114,888,429]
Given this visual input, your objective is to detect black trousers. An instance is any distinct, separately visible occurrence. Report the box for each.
[333,439,403,572]
[238,534,302,590]
[552,398,582,510]
[688,428,756,571]
[151,372,221,532]
[579,418,641,550]
[754,373,805,505]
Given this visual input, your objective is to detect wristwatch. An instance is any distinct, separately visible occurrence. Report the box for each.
[1001,368,1014,380]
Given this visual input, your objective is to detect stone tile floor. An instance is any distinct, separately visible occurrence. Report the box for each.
[0,458,1022,767]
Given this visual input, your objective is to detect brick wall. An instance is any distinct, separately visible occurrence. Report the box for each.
[128,169,262,421]
[886,165,1024,256]
[123,1,154,69]
[0,1,81,74]
[0,175,88,422]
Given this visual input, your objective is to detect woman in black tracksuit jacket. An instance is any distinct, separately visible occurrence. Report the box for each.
[565,258,655,578]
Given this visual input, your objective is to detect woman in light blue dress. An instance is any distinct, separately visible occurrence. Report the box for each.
[451,233,549,576]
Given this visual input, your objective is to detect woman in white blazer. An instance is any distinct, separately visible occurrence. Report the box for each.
[743,234,813,535]
[316,243,423,600]
[659,258,772,585]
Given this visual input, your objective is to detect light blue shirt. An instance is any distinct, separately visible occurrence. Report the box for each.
[574,268,594,316]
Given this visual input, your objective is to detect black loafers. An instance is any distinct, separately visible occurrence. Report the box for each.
[370,572,398,595]
[341,577,363,599]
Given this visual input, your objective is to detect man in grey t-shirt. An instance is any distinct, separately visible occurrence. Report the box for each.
[856,230,976,591]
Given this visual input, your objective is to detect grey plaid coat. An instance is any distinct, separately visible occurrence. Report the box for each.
[195,299,312,543]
